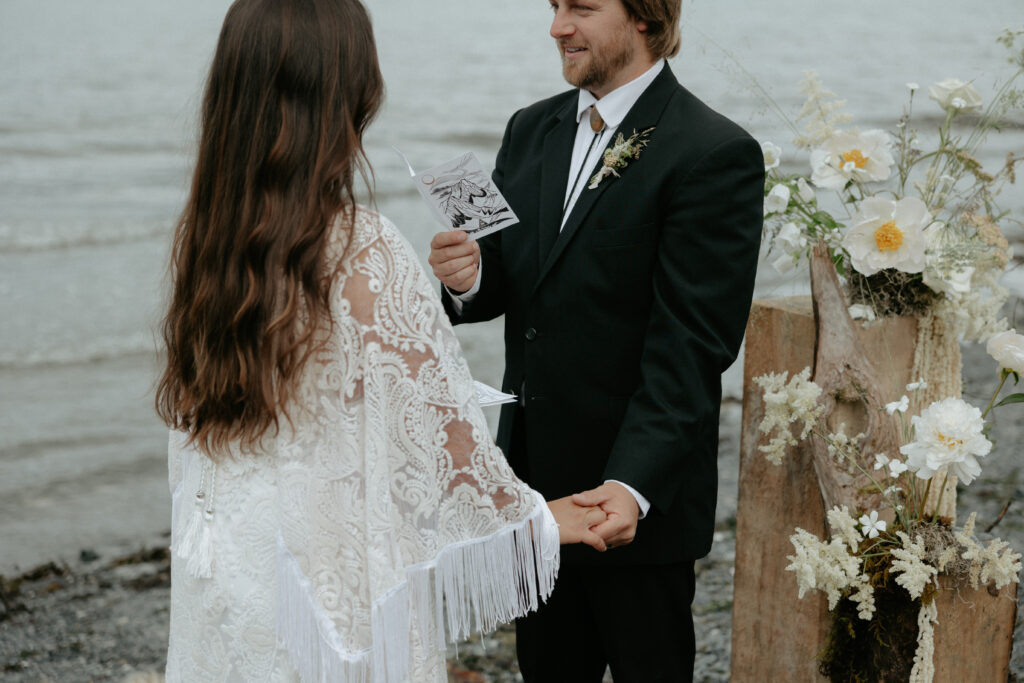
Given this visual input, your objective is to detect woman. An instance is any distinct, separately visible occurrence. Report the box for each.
[155,0,605,680]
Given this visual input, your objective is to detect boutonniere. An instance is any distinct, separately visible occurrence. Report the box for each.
[588,126,655,189]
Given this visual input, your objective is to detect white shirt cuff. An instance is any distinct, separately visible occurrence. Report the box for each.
[606,479,650,519]
[445,260,482,314]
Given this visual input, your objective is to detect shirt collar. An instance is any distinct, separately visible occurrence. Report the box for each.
[575,59,665,128]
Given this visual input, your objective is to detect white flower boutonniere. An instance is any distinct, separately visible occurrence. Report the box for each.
[588,127,655,189]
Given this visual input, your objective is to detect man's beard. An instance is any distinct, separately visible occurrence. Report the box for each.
[560,29,635,92]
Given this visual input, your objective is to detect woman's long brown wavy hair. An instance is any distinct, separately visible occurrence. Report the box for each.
[156,0,383,456]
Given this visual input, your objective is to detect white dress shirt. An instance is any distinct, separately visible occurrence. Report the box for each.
[450,60,667,518]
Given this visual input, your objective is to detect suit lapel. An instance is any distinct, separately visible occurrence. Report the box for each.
[533,65,681,296]
[536,100,578,268]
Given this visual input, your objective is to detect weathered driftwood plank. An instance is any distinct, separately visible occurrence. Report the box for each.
[731,295,969,680]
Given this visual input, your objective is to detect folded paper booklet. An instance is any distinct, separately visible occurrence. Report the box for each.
[395,148,519,240]
[473,381,518,408]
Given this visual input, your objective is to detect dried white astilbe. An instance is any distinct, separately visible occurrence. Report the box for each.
[793,71,853,150]
[754,367,825,465]
[827,505,863,553]
[786,528,875,619]
[849,579,877,621]
[891,532,939,599]
[954,512,1023,590]
[908,599,938,683]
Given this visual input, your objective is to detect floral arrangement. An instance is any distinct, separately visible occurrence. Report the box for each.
[755,334,1024,681]
[750,29,1024,682]
[761,30,1023,341]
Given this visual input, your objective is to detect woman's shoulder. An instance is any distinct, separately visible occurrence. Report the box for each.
[325,206,411,265]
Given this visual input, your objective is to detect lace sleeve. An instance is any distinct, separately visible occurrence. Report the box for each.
[273,212,558,683]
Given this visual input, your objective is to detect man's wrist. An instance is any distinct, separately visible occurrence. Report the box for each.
[605,479,650,519]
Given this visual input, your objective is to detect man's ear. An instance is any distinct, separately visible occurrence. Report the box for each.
[636,20,648,33]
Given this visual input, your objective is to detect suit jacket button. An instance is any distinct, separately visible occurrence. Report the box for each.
[524,327,537,341]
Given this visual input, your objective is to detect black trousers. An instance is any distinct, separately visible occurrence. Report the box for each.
[515,562,697,683]
[507,405,697,681]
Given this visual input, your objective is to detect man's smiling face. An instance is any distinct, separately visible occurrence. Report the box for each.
[548,0,650,98]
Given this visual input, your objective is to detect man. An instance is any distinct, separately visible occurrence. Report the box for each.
[428,1,763,680]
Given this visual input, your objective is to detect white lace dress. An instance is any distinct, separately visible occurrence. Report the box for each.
[165,209,559,683]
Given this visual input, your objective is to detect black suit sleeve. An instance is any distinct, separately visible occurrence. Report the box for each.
[603,135,765,514]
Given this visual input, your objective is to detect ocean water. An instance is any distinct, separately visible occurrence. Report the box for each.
[0,0,1021,573]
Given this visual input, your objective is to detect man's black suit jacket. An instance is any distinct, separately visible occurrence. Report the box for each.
[443,65,764,565]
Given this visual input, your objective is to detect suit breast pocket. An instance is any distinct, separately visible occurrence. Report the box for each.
[591,221,656,250]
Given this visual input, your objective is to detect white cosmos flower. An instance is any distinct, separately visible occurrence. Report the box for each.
[873,453,890,470]
[842,196,930,276]
[810,130,894,190]
[859,510,887,539]
[899,397,991,485]
[761,141,782,170]
[886,395,910,414]
[929,78,983,114]
[986,329,1024,374]
[764,183,791,215]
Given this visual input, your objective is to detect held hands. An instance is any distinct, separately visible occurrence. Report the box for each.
[547,496,608,552]
[572,481,640,550]
[428,230,480,293]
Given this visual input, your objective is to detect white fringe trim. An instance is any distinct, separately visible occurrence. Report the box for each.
[275,490,559,683]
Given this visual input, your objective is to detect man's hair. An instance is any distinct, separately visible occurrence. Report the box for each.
[620,0,682,59]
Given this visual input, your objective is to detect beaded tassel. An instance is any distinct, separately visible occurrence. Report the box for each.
[173,456,216,579]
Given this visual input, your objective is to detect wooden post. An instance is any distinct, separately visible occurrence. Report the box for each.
[730,297,983,680]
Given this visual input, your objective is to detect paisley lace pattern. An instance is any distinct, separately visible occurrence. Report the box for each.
[166,209,559,682]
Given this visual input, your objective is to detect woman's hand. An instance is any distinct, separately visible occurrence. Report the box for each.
[547,496,608,552]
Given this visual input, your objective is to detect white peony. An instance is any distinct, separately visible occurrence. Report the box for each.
[842,197,930,276]
[764,183,791,215]
[986,329,1024,374]
[899,397,991,485]
[810,130,894,190]
[928,78,983,114]
[761,141,782,170]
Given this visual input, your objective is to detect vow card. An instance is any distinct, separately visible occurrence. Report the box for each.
[473,380,518,408]
[394,148,519,240]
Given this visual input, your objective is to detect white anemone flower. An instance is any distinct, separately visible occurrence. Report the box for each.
[859,510,887,539]
[986,329,1024,374]
[928,78,983,114]
[810,130,894,190]
[899,397,991,485]
[841,196,930,276]
[761,141,782,170]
